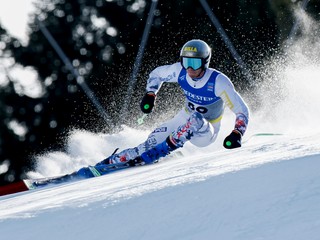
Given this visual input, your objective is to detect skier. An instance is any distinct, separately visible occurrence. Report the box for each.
[96,39,250,167]
[0,39,251,194]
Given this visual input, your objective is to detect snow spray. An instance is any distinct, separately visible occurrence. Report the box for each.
[251,8,320,135]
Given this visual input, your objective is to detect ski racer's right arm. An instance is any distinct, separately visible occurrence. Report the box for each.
[140,63,182,113]
[215,72,250,149]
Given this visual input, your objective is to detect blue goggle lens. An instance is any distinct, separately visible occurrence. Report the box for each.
[182,58,202,70]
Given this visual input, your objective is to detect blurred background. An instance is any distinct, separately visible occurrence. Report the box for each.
[0,0,319,185]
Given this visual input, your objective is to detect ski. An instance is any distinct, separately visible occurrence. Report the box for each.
[0,162,135,197]
[0,150,183,197]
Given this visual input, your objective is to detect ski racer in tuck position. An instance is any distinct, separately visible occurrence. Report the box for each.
[95,39,250,168]
[0,39,251,193]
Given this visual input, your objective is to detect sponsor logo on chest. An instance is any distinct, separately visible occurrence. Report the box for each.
[183,89,215,103]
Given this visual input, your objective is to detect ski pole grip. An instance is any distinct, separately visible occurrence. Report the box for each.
[137,114,148,125]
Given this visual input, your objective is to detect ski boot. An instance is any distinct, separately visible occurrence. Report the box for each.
[95,147,139,166]
[138,136,178,164]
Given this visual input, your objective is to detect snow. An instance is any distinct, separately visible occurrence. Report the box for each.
[1,7,320,240]
[1,121,320,240]
[1,136,320,240]
[0,0,35,44]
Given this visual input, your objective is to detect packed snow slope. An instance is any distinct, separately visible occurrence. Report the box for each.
[0,133,320,240]
[1,9,320,240]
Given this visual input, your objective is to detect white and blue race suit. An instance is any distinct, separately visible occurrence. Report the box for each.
[134,62,250,155]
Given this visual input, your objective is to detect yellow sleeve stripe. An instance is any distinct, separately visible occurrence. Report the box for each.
[220,90,234,109]
[209,114,223,123]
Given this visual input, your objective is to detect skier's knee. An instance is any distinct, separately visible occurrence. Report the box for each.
[189,112,205,131]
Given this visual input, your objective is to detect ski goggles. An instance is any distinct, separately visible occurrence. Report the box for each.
[181,57,203,70]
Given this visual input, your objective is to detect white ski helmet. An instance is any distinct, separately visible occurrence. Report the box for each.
[180,39,212,70]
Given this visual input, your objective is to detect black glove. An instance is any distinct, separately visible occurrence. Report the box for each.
[223,130,242,149]
[140,92,156,114]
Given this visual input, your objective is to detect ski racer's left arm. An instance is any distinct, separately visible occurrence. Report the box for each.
[215,73,250,149]
[141,63,181,114]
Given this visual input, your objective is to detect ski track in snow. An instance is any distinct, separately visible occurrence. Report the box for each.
[0,131,320,240]
[0,132,319,220]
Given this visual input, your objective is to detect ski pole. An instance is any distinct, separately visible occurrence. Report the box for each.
[137,114,148,125]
